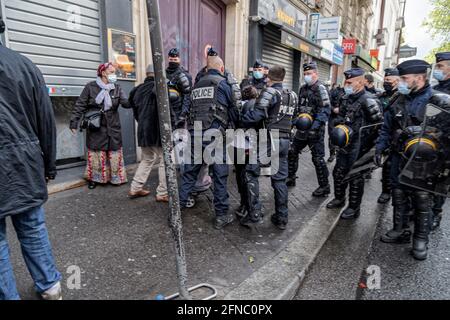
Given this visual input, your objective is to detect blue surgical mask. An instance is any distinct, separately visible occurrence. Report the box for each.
[344,86,354,96]
[253,71,264,80]
[107,74,118,84]
[304,75,314,85]
[433,70,447,82]
[398,81,411,95]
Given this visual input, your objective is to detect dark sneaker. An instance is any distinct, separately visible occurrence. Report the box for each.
[271,214,287,230]
[214,214,235,230]
[327,155,336,163]
[312,185,331,198]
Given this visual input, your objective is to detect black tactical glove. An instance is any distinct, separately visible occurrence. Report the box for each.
[374,152,383,167]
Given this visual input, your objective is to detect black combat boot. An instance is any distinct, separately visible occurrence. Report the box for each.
[431,196,445,231]
[327,167,347,209]
[312,157,330,197]
[341,177,364,220]
[381,189,411,244]
[411,192,432,261]
[378,159,392,204]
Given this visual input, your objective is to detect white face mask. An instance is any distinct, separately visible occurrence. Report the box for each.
[107,74,118,84]
[304,75,314,85]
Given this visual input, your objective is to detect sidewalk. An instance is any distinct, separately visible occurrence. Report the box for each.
[7,151,382,300]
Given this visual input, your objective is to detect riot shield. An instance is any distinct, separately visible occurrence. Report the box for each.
[343,123,383,183]
[399,103,450,198]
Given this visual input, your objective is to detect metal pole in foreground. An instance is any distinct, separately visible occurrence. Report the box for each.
[146,0,191,300]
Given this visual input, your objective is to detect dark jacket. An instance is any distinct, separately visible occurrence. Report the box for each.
[0,44,57,218]
[129,76,161,147]
[434,78,450,94]
[70,81,130,151]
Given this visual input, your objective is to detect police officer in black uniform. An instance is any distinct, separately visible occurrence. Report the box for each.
[240,60,268,95]
[433,52,450,94]
[287,62,331,197]
[376,68,400,204]
[431,52,450,230]
[327,68,383,220]
[375,59,446,260]
[179,56,239,230]
[240,66,297,230]
[166,48,193,128]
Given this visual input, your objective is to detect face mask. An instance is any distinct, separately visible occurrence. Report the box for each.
[253,71,264,80]
[344,86,354,96]
[304,75,314,85]
[433,70,447,82]
[168,62,180,69]
[383,82,394,92]
[398,81,411,95]
[107,74,118,84]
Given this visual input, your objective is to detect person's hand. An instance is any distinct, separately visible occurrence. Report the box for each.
[333,107,339,114]
[71,129,78,135]
[374,153,383,167]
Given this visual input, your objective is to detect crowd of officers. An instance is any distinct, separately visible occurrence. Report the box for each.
[132,47,450,261]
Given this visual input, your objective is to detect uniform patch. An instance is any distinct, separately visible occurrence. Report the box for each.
[192,87,215,100]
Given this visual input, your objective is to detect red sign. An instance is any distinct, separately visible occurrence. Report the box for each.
[342,39,357,55]
[370,49,380,58]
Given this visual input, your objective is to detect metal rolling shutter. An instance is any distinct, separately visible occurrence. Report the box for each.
[262,25,295,90]
[314,59,331,83]
[4,0,102,96]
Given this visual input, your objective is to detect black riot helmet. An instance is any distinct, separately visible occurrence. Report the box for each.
[295,114,313,131]
[403,135,439,162]
[331,125,354,148]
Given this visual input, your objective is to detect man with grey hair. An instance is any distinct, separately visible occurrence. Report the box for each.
[128,64,168,202]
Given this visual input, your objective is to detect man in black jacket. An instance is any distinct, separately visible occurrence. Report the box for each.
[128,65,168,203]
[0,26,61,300]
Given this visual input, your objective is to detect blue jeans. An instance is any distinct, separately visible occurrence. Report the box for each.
[0,206,61,300]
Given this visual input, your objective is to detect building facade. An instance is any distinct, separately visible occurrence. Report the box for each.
[0,0,137,168]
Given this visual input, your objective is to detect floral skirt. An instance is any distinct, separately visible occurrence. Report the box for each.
[84,149,128,185]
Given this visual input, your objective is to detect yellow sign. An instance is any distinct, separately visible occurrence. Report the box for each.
[277,9,295,27]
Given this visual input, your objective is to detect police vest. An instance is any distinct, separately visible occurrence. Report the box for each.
[298,82,329,117]
[189,73,229,129]
[265,88,297,136]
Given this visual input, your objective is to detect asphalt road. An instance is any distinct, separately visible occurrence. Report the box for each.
[295,169,450,300]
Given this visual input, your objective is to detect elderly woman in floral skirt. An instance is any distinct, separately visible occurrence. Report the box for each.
[70,62,130,189]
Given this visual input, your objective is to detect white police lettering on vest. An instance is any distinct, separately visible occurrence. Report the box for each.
[192,87,215,100]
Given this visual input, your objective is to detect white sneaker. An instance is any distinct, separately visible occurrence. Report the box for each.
[41,282,62,300]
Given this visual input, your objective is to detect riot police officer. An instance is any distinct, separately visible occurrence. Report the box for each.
[240,66,297,230]
[166,48,193,127]
[240,60,268,95]
[327,68,383,220]
[287,62,331,198]
[179,56,239,230]
[377,68,400,204]
[433,52,450,94]
[375,59,446,260]
[431,52,450,230]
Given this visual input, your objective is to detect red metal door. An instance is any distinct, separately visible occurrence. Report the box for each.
[159,0,225,75]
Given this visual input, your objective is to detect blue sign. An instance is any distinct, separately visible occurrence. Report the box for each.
[332,44,344,65]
